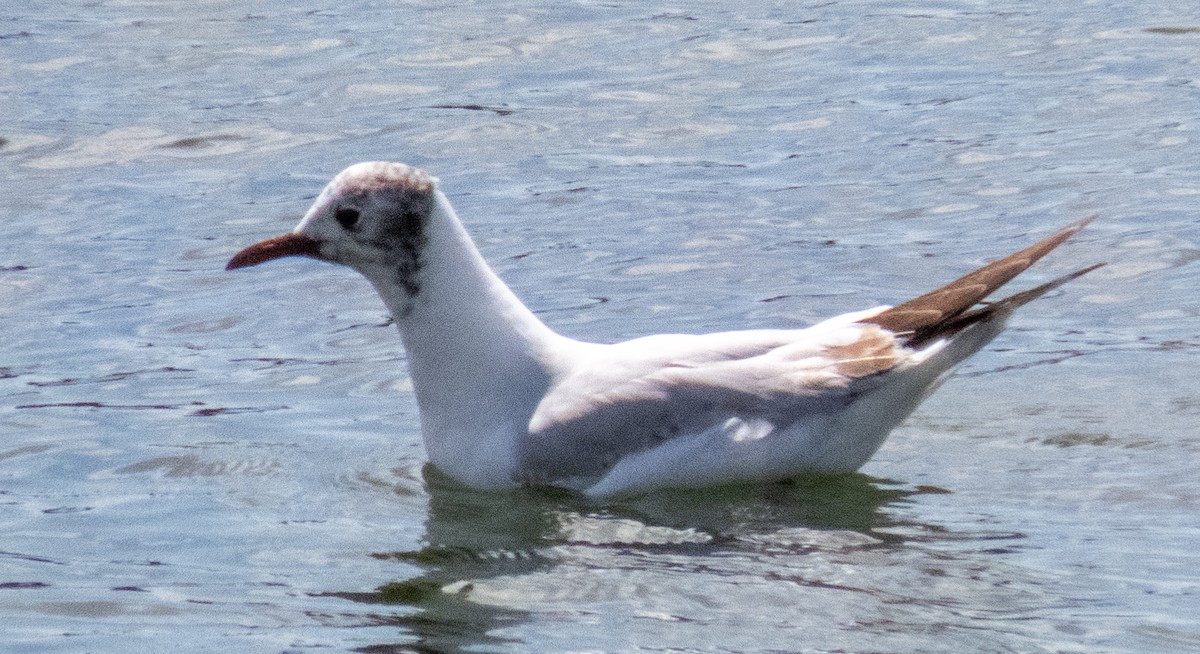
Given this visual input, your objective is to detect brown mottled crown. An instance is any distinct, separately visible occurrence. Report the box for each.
[330,162,436,196]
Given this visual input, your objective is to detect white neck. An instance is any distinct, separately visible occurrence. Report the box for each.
[364,193,573,487]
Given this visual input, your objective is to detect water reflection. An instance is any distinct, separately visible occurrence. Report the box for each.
[319,477,571,653]
[324,470,952,652]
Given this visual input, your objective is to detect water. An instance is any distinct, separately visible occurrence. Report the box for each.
[2,1,1198,652]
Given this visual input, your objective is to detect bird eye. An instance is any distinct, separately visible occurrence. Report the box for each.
[336,207,361,230]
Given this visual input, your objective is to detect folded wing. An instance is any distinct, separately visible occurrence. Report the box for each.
[523,218,1101,495]
[521,317,914,487]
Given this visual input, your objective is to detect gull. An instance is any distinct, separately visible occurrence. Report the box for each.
[227,162,1101,497]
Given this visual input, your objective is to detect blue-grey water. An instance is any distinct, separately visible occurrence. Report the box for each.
[3,1,1198,652]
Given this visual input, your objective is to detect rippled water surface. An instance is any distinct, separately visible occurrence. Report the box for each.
[3,1,1199,652]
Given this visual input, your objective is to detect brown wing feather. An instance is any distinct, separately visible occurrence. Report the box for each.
[865,216,1099,344]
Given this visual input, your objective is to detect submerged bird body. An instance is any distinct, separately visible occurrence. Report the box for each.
[228,162,1100,497]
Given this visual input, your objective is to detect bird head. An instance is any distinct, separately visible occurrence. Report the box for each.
[227,161,438,303]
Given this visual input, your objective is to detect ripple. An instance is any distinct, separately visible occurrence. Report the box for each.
[232,38,342,57]
[0,444,53,462]
[554,513,713,546]
[26,125,334,169]
[21,56,90,72]
[115,454,281,478]
[415,118,560,146]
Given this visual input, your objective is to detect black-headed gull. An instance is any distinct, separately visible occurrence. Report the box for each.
[228,162,1101,497]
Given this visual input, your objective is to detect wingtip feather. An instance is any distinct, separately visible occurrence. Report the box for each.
[864,216,1099,341]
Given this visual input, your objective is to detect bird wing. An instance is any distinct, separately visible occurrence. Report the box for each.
[522,218,1101,493]
[520,311,909,486]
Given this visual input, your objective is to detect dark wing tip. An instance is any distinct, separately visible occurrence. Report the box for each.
[987,261,1105,310]
[864,216,1098,340]
[905,262,1105,347]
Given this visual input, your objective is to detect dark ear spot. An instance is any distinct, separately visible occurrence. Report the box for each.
[336,207,361,230]
[398,210,423,239]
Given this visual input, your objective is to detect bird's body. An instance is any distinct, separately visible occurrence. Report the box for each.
[228,162,1100,497]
